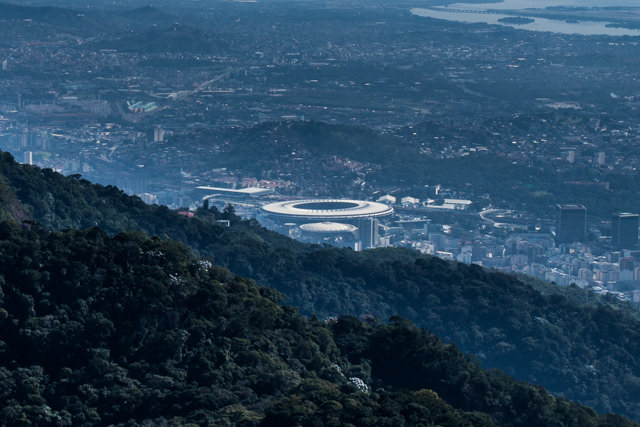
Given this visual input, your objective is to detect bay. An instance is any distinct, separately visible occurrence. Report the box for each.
[411,0,640,37]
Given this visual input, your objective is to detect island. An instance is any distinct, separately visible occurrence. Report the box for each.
[498,16,535,25]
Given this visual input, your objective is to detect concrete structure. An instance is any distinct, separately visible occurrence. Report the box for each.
[612,213,639,250]
[300,222,357,234]
[377,194,396,204]
[425,198,472,211]
[443,199,472,210]
[138,193,158,204]
[197,186,274,198]
[556,204,587,244]
[23,151,32,165]
[261,199,393,222]
[401,196,420,206]
[154,127,164,142]
[262,199,392,250]
[299,222,358,247]
[358,218,379,250]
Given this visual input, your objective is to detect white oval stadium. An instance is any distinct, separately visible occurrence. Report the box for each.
[261,199,393,221]
[299,222,358,234]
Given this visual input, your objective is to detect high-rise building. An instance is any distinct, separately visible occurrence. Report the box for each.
[620,256,636,272]
[23,151,32,165]
[154,127,164,142]
[562,149,575,163]
[612,213,639,250]
[556,204,587,244]
[138,193,158,205]
[358,218,379,250]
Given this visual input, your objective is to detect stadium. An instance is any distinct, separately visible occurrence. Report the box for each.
[261,199,394,223]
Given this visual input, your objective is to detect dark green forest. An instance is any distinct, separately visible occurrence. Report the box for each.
[2,150,640,421]
[0,221,633,426]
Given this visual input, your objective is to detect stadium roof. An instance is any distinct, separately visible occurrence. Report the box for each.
[261,199,393,220]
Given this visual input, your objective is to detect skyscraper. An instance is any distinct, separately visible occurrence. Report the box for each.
[612,213,639,250]
[358,218,379,250]
[556,204,587,244]
[154,126,164,142]
[23,151,33,165]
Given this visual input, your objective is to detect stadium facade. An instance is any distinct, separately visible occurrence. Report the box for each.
[260,199,394,250]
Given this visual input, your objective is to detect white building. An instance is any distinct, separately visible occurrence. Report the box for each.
[377,194,396,204]
[401,196,420,206]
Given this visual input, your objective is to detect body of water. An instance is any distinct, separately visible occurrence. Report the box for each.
[445,0,640,10]
[411,0,640,37]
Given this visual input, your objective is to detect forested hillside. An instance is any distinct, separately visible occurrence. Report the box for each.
[3,150,640,419]
[2,223,630,426]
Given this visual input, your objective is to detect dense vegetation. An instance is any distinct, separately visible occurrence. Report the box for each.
[3,222,628,426]
[3,151,640,420]
[0,2,172,36]
[96,25,226,54]
[0,2,78,20]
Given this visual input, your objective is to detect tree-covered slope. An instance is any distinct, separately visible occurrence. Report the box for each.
[0,151,302,251]
[0,174,28,224]
[0,2,79,20]
[2,222,627,426]
[3,150,640,419]
[95,25,227,54]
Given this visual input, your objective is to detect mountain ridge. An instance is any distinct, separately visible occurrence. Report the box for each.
[2,150,640,419]
[0,215,632,426]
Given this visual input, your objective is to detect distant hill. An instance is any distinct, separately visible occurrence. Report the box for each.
[0,2,79,20]
[188,119,640,220]
[117,5,169,19]
[195,120,418,176]
[96,24,226,54]
[0,2,176,35]
[106,5,176,29]
[3,150,640,420]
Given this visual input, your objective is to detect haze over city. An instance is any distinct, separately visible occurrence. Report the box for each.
[2,0,640,424]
